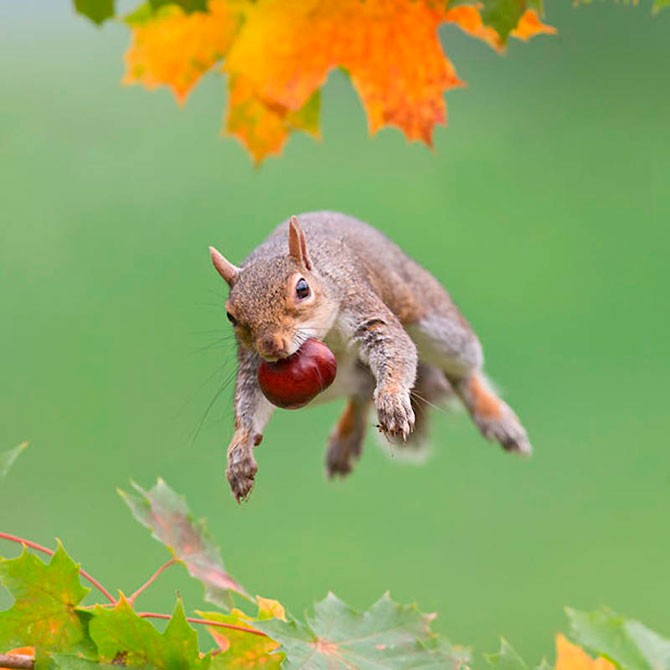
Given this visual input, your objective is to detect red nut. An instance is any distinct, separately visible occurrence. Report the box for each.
[258,338,337,409]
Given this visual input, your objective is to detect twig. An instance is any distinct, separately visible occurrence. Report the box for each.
[0,531,116,605]
[0,653,34,669]
[128,558,177,604]
[138,611,268,637]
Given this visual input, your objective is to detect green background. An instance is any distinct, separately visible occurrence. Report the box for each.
[1,1,669,663]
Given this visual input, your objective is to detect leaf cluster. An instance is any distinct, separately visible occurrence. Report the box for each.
[71,0,559,163]
[1,444,668,670]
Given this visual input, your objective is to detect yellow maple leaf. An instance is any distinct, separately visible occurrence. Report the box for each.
[555,634,616,670]
[123,0,241,103]
[200,596,286,668]
[256,595,287,621]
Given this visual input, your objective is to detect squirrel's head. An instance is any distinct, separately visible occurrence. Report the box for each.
[210,216,337,361]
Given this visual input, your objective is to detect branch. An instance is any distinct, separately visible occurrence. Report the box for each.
[0,531,116,605]
[0,653,34,670]
[138,611,268,637]
[128,558,177,604]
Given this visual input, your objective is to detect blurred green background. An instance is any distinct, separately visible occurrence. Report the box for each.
[1,0,669,663]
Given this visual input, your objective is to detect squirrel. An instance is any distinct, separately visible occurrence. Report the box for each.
[210,211,531,502]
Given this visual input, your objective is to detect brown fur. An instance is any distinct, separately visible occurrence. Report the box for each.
[210,211,532,502]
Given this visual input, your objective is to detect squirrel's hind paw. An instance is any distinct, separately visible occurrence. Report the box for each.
[476,404,533,456]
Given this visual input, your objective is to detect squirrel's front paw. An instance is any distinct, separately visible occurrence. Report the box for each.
[374,385,415,442]
[226,447,258,503]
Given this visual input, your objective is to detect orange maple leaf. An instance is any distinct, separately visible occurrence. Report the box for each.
[555,634,616,670]
[446,6,555,51]
[224,0,462,146]
[511,10,557,42]
[120,0,555,162]
[224,75,320,163]
[124,0,241,103]
[445,5,501,50]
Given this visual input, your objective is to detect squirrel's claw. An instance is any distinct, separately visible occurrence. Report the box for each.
[374,386,415,443]
[226,448,258,503]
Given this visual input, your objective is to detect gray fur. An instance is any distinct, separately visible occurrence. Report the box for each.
[212,211,532,502]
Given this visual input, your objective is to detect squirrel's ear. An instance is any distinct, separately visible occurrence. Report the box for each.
[209,246,240,286]
[288,215,312,271]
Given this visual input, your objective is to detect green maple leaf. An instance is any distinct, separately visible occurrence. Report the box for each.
[0,542,95,656]
[568,607,670,670]
[485,639,528,669]
[255,592,471,670]
[149,0,208,12]
[73,0,115,25]
[480,0,543,41]
[118,479,246,608]
[52,655,152,670]
[90,595,202,669]
[485,640,551,670]
[0,442,28,480]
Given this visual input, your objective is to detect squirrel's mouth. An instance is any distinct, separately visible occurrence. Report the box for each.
[255,336,294,362]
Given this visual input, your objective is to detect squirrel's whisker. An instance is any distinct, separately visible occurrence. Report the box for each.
[190,368,237,447]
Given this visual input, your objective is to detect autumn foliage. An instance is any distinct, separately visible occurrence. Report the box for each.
[74,0,555,163]
[1,443,668,669]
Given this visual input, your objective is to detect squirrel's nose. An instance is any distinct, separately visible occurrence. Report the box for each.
[257,335,290,361]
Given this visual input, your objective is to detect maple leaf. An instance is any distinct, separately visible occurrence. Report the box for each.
[114,0,557,162]
[568,607,670,670]
[485,640,556,670]
[0,543,95,656]
[555,634,615,670]
[200,597,286,669]
[74,0,115,25]
[478,0,543,42]
[149,0,209,12]
[225,76,321,164]
[510,10,557,42]
[485,639,528,669]
[0,442,27,480]
[254,592,470,669]
[446,6,555,51]
[89,595,201,669]
[118,478,247,607]
[123,0,241,104]
[224,0,462,148]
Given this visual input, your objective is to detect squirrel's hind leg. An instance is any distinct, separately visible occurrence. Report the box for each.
[408,314,532,455]
[326,396,372,479]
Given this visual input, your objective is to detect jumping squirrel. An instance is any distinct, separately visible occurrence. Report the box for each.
[210,211,532,502]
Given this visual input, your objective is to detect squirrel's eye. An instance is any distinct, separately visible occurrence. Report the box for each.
[295,278,310,300]
[226,311,238,326]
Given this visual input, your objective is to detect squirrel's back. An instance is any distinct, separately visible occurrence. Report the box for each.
[245,211,453,324]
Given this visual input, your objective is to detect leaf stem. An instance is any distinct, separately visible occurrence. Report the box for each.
[0,654,33,670]
[137,611,268,637]
[128,558,177,604]
[0,531,116,605]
